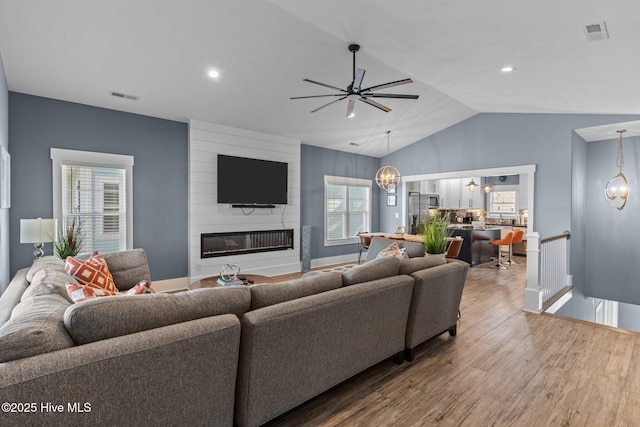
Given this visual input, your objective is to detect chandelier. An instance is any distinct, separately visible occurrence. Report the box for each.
[604,129,628,210]
[375,130,401,191]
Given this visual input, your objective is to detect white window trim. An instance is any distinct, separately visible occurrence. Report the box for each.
[324,175,372,247]
[51,148,134,250]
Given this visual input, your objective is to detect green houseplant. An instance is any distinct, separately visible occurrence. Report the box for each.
[54,218,83,259]
[421,214,453,255]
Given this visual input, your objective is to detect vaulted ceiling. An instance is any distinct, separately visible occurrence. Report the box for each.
[1,1,639,156]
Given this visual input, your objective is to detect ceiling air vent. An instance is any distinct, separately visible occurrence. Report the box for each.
[109,91,140,101]
[583,21,609,41]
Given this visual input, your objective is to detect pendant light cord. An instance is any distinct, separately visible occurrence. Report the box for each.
[617,130,625,173]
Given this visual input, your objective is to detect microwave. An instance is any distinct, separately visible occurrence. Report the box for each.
[425,194,440,208]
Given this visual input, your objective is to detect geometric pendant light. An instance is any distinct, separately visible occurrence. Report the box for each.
[604,129,629,210]
[375,130,401,191]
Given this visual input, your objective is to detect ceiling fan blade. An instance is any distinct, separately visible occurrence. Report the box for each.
[358,97,391,113]
[291,94,348,99]
[311,95,348,113]
[352,69,365,92]
[303,78,347,93]
[365,93,420,99]
[361,78,413,93]
[346,99,355,117]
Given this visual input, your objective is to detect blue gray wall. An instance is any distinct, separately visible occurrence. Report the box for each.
[0,54,8,292]
[8,93,188,281]
[300,144,380,260]
[584,135,640,304]
[383,113,640,237]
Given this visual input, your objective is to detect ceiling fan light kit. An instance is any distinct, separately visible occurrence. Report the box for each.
[291,44,419,117]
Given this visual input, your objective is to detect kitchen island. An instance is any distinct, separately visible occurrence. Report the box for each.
[447,226,501,266]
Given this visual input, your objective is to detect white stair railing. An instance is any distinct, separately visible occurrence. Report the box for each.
[525,231,571,313]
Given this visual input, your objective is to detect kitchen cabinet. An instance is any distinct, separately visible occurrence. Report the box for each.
[439,177,483,209]
[449,178,462,209]
[439,178,462,209]
[438,179,450,208]
[462,176,483,209]
[419,180,438,194]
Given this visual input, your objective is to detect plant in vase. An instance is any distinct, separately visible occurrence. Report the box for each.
[54,218,83,259]
[421,214,453,255]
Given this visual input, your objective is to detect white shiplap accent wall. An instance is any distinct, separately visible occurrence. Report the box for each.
[188,120,301,282]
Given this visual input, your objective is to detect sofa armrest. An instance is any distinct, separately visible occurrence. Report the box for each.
[406,262,469,350]
[0,314,241,427]
[0,269,29,326]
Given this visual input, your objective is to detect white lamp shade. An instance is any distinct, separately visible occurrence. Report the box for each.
[20,218,58,243]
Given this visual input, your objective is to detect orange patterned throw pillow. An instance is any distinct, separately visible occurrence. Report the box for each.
[65,252,118,294]
[375,242,408,259]
[66,282,117,302]
[126,280,155,295]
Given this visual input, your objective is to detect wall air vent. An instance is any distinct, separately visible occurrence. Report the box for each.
[583,21,609,41]
[109,91,140,101]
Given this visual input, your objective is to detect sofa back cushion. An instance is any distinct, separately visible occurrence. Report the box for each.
[0,294,74,362]
[22,267,77,303]
[365,237,425,262]
[399,255,447,275]
[101,248,151,291]
[249,272,343,310]
[26,256,65,283]
[341,256,401,286]
[64,286,251,345]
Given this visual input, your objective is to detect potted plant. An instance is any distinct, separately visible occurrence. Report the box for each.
[420,214,452,256]
[54,218,83,259]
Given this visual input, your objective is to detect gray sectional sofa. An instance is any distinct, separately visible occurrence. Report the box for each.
[0,242,468,427]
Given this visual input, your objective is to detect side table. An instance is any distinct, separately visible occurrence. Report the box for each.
[189,274,274,290]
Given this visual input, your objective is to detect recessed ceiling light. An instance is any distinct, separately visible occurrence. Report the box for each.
[348,112,355,118]
[208,70,220,78]
[501,66,515,73]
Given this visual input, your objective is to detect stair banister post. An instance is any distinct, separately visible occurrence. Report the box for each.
[524,232,543,313]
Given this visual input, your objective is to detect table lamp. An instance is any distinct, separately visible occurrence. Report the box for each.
[20,218,58,259]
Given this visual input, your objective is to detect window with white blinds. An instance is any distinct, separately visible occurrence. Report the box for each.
[324,175,371,246]
[61,165,126,253]
[51,149,134,254]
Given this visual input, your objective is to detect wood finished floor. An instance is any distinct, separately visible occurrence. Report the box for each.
[264,258,640,426]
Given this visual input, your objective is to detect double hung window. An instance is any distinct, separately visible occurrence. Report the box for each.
[324,176,371,246]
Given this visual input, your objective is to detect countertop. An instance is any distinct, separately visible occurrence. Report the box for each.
[447,225,502,231]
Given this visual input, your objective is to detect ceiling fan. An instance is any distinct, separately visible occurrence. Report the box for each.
[291,44,419,117]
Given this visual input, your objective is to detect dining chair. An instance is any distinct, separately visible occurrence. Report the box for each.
[445,238,463,259]
[357,232,371,264]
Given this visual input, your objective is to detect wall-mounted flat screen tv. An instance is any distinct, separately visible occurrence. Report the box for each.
[217,154,288,205]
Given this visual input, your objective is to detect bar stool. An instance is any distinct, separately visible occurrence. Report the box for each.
[445,238,463,259]
[489,231,513,269]
[507,229,525,265]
